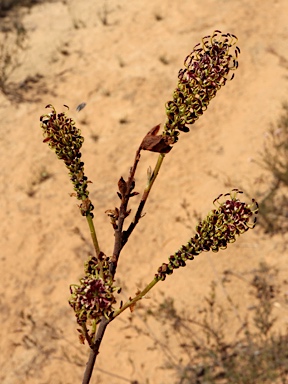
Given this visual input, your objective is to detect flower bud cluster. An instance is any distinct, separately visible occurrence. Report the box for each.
[156,190,258,281]
[69,256,118,327]
[163,31,240,144]
[40,105,93,216]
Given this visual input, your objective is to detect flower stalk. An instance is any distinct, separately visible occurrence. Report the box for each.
[40,105,102,261]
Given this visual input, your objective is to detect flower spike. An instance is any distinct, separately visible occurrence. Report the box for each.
[156,190,258,281]
[40,105,93,217]
[163,31,240,144]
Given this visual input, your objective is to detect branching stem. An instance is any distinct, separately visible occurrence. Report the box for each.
[110,147,142,274]
[82,150,165,384]
[83,147,166,384]
[123,152,165,246]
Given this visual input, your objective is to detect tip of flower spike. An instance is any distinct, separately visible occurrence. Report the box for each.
[163,31,240,143]
[45,104,55,110]
[213,189,259,230]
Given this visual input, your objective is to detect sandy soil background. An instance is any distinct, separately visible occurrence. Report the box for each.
[1,0,288,383]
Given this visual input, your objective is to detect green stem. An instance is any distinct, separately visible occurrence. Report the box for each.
[86,214,103,277]
[145,153,165,195]
[112,278,159,319]
[86,214,100,255]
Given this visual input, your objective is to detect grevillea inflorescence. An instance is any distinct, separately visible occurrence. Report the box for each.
[163,30,240,144]
[69,255,119,340]
[156,190,258,281]
[40,105,94,217]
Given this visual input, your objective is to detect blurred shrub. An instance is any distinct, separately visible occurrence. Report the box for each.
[129,262,288,384]
[252,104,288,234]
[0,0,54,17]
